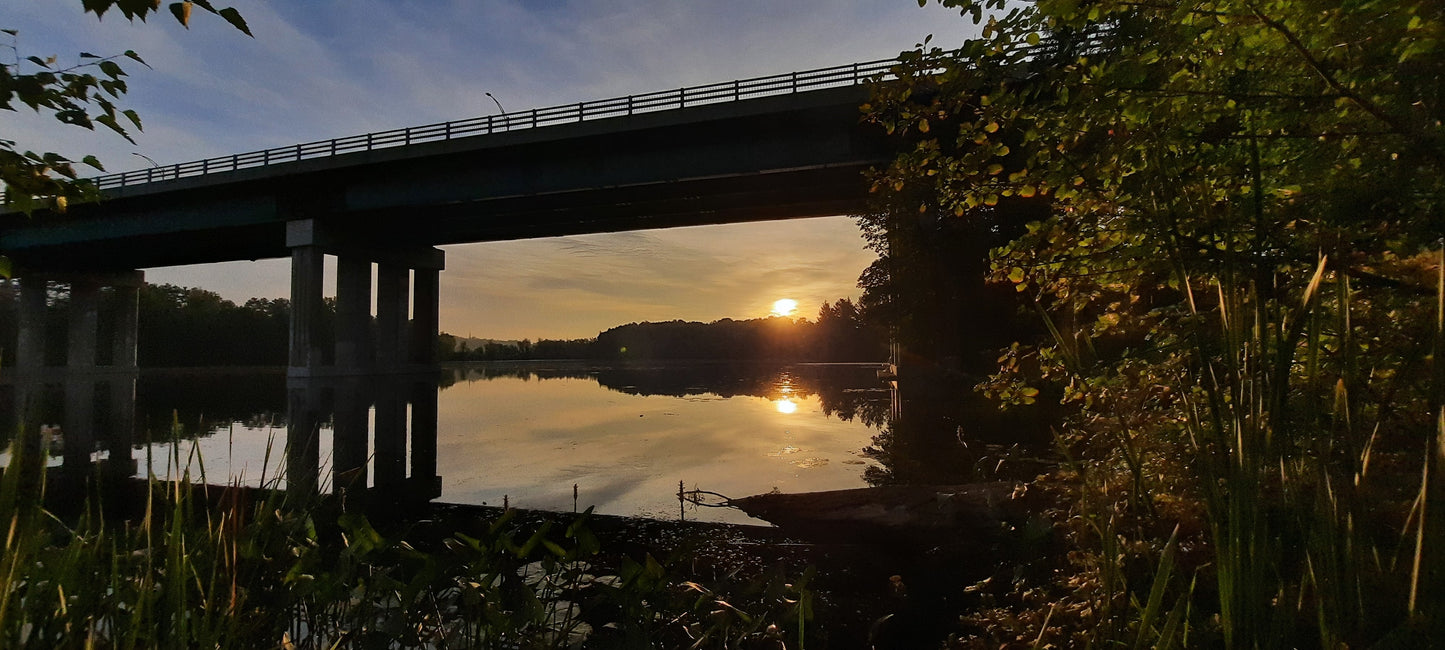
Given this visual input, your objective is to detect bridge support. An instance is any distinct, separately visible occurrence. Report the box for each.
[16,276,49,371]
[334,255,372,371]
[285,219,444,377]
[9,270,143,375]
[375,263,409,369]
[6,270,142,476]
[66,279,100,369]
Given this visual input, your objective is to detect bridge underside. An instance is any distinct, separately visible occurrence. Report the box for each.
[2,86,885,273]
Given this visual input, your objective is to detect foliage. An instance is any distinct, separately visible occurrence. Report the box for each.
[597,305,886,363]
[869,0,1445,645]
[138,283,293,367]
[447,301,888,363]
[0,437,817,649]
[0,1,250,275]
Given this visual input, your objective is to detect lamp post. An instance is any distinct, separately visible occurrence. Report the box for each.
[485,92,506,115]
[131,152,160,168]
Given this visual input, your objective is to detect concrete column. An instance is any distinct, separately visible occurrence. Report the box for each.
[376,263,410,369]
[410,267,440,366]
[334,255,373,371]
[409,378,440,498]
[16,276,48,370]
[111,282,140,369]
[289,246,326,373]
[67,279,100,369]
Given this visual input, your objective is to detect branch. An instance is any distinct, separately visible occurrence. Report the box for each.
[1246,3,1404,133]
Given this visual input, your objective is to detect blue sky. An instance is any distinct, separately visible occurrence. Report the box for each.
[6,1,979,338]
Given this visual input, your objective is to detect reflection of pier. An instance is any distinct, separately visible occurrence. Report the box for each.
[3,219,446,503]
[285,374,441,502]
[2,370,443,504]
[2,371,139,479]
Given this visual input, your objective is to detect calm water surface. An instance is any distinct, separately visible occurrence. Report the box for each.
[437,364,887,523]
[5,362,894,525]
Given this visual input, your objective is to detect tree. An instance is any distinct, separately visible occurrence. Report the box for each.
[1,0,250,276]
[871,0,1443,644]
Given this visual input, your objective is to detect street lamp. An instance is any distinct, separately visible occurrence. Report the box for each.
[132,152,160,168]
[485,92,506,115]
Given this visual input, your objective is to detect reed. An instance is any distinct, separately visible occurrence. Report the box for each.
[0,430,815,648]
[1160,255,1437,646]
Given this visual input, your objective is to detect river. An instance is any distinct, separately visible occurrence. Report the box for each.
[5,362,904,525]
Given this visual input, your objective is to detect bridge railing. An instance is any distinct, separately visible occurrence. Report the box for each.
[86,55,904,193]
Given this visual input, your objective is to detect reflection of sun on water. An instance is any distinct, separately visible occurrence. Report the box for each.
[774,398,798,414]
[771,298,798,317]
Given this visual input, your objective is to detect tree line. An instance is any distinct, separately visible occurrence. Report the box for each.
[443,297,886,362]
[0,283,888,366]
[0,282,292,367]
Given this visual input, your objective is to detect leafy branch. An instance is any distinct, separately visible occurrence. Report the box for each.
[0,1,250,277]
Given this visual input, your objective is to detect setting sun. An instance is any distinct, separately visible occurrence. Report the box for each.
[771,298,799,317]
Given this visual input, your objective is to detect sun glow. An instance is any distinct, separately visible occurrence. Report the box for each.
[771,298,799,317]
[774,398,798,414]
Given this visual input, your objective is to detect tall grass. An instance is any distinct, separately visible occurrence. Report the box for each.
[0,427,816,648]
[1167,255,1438,646]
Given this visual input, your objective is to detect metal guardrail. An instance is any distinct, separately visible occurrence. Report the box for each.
[86,55,906,192]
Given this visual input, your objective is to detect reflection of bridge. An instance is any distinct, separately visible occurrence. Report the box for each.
[1,55,906,497]
[1,371,442,501]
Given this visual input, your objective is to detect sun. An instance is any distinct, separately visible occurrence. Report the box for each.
[770,298,799,317]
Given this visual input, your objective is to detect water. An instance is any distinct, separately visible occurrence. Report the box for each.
[3,362,896,525]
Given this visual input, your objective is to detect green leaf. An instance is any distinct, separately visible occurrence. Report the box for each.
[0,255,11,279]
[122,109,142,131]
[81,155,105,171]
[95,114,135,143]
[99,60,126,79]
[123,50,149,68]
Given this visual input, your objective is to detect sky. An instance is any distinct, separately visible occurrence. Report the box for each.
[6,1,981,339]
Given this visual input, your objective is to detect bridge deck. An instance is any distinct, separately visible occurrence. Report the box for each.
[3,57,903,273]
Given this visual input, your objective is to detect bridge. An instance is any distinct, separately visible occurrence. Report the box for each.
[1,55,908,497]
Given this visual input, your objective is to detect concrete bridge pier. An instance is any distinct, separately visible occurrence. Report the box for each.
[285,219,445,377]
[9,270,142,474]
[12,270,143,374]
